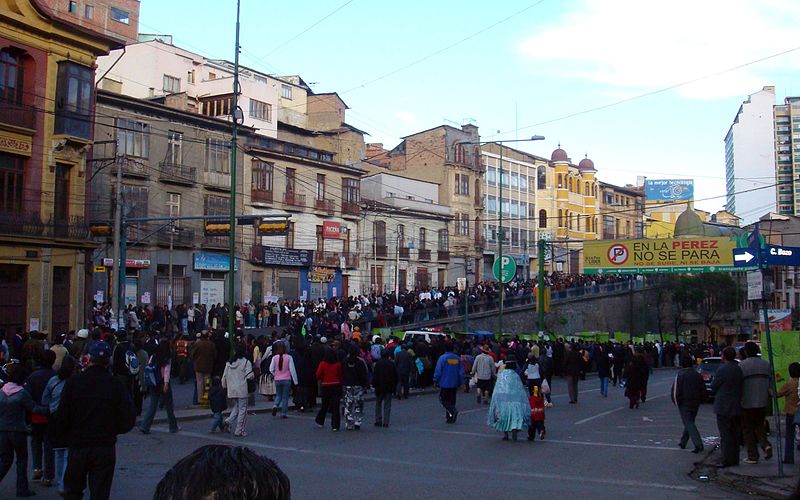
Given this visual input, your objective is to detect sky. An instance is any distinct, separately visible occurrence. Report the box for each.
[138,0,800,215]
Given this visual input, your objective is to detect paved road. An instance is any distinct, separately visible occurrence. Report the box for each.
[0,369,748,499]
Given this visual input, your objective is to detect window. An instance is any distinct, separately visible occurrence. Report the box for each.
[510,172,519,189]
[568,177,573,192]
[374,220,386,248]
[528,203,536,218]
[511,227,519,247]
[285,168,296,193]
[252,160,273,191]
[342,178,359,204]
[68,1,77,13]
[204,194,228,218]
[54,62,93,139]
[286,222,295,249]
[419,228,426,250]
[110,7,129,24]
[201,95,233,117]
[510,200,519,217]
[281,84,292,99]
[84,4,93,18]
[537,166,546,189]
[457,213,470,236]
[117,118,149,158]
[205,138,229,173]
[557,174,563,188]
[487,195,497,213]
[167,130,182,165]
[487,167,497,185]
[122,186,148,219]
[585,182,590,195]
[438,229,449,251]
[539,209,547,228]
[558,210,563,227]
[208,72,216,80]
[0,50,23,104]
[454,173,470,195]
[163,75,180,93]
[397,224,405,248]
[166,193,181,219]
[519,175,528,192]
[603,215,614,238]
[0,153,24,213]
[316,174,326,200]
[249,98,272,122]
[187,70,195,84]
[500,171,509,187]
[316,226,324,253]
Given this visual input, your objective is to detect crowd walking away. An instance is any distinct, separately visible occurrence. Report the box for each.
[0,294,792,497]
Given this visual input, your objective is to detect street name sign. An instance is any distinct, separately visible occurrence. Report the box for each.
[764,244,800,267]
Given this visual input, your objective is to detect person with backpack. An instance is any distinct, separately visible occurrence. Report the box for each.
[24,349,57,486]
[138,340,179,434]
[111,330,140,409]
[42,356,76,495]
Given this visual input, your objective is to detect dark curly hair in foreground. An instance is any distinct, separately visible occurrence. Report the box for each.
[153,445,291,500]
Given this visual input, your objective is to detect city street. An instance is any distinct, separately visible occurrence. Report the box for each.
[0,369,756,499]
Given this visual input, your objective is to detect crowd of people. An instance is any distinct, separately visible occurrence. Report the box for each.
[88,272,641,336]
[0,285,793,498]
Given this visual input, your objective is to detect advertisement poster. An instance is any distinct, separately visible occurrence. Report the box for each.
[584,237,746,274]
[758,309,793,332]
[644,179,694,201]
[763,330,800,411]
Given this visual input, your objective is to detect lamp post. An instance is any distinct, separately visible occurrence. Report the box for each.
[227,0,242,355]
[460,135,545,336]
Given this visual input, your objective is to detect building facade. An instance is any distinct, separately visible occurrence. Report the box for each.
[597,181,644,240]
[775,96,800,216]
[0,0,130,335]
[724,86,776,224]
[386,124,482,281]
[90,90,249,310]
[360,173,451,293]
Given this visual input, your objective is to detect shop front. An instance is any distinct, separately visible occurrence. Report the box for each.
[193,253,239,307]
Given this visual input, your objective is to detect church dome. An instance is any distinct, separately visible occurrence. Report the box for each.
[551,148,568,162]
[578,156,595,171]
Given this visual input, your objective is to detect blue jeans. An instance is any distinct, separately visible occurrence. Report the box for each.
[139,385,178,432]
[54,448,67,492]
[274,380,292,416]
[210,412,224,432]
[599,377,609,396]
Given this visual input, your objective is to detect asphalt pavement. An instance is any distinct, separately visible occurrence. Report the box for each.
[0,369,768,499]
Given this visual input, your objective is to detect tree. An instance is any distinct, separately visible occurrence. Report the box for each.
[671,275,702,341]
[693,273,739,340]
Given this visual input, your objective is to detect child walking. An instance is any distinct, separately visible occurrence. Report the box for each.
[208,377,228,433]
[528,385,546,441]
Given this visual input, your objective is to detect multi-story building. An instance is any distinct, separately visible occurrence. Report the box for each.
[38,0,140,44]
[0,0,132,334]
[90,90,249,309]
[385,124,482,281]
[724,86,776,223]
[775,96,800,216]
[360,173,451,293]
[597,181,644,240]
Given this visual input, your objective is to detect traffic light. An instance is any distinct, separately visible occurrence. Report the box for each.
[205,219,231,236]
[89,223,113,237]
[256,219,290,236]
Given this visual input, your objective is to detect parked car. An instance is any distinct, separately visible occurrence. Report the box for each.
[696,356,739,401]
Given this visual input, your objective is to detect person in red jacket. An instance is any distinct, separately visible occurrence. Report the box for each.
[314,349,343,431]
[528,385,546,441]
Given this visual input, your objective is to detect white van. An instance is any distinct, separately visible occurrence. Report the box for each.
[402,329,448,344]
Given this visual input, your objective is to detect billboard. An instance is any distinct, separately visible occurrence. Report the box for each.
[758,309,793,332]
[644,179,694,201]
[583,237,753,274]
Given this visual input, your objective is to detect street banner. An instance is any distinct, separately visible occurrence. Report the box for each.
[584,237,751,274]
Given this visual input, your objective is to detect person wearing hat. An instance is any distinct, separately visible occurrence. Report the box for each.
[51,334,69,372]
[471,345,497,405]
[54,340,136,500]
[69,329,89,359]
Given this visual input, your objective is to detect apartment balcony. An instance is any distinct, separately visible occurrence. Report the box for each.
[283,192,306,210]
[0,211,90,241]
[158,161,196,185]
[341,201,360,218]
[313,251,359,269]
[418,249,431,261]
[201,171,231,190]
[314,198,335,214]
[251,189,273,204]
[375,245,387,258]
[112,159,149,179]
[0,102,36,130]
[399,247,410,259]
[437,251,450,262]
[155,228,195,247]
[202,235,229,249]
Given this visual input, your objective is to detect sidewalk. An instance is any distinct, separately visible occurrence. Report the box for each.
[693,423,798,499]
[150,378,438,425]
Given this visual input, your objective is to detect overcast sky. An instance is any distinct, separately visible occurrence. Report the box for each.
[140,0,800,214]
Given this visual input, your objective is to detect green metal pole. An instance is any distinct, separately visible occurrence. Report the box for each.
[227,0,241,357]
[498,145,504,336]
[759,259,784,476]
[538,238,545,333]
[464,261,469,333]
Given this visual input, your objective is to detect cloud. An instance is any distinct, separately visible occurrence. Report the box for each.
[394,110,417,125]
[518,0,800,99]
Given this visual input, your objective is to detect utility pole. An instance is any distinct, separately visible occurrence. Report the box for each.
[111,155,124,329]
[538,237,545,333]
[395,228,401,300]
[227,0,241,354]
[168,220,174,310]
[498,145,504,336]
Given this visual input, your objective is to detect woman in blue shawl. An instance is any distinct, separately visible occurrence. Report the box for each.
[487,356,530,441]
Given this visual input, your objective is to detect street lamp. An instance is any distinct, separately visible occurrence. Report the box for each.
[462,135,545,336]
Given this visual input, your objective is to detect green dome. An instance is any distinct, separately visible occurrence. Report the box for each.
[673,206,721,237]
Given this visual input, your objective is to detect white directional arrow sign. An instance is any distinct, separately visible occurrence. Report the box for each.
[734,250,755,263]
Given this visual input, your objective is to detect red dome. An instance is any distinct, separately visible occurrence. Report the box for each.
[551,148,568,162]
[578,157,595,171]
